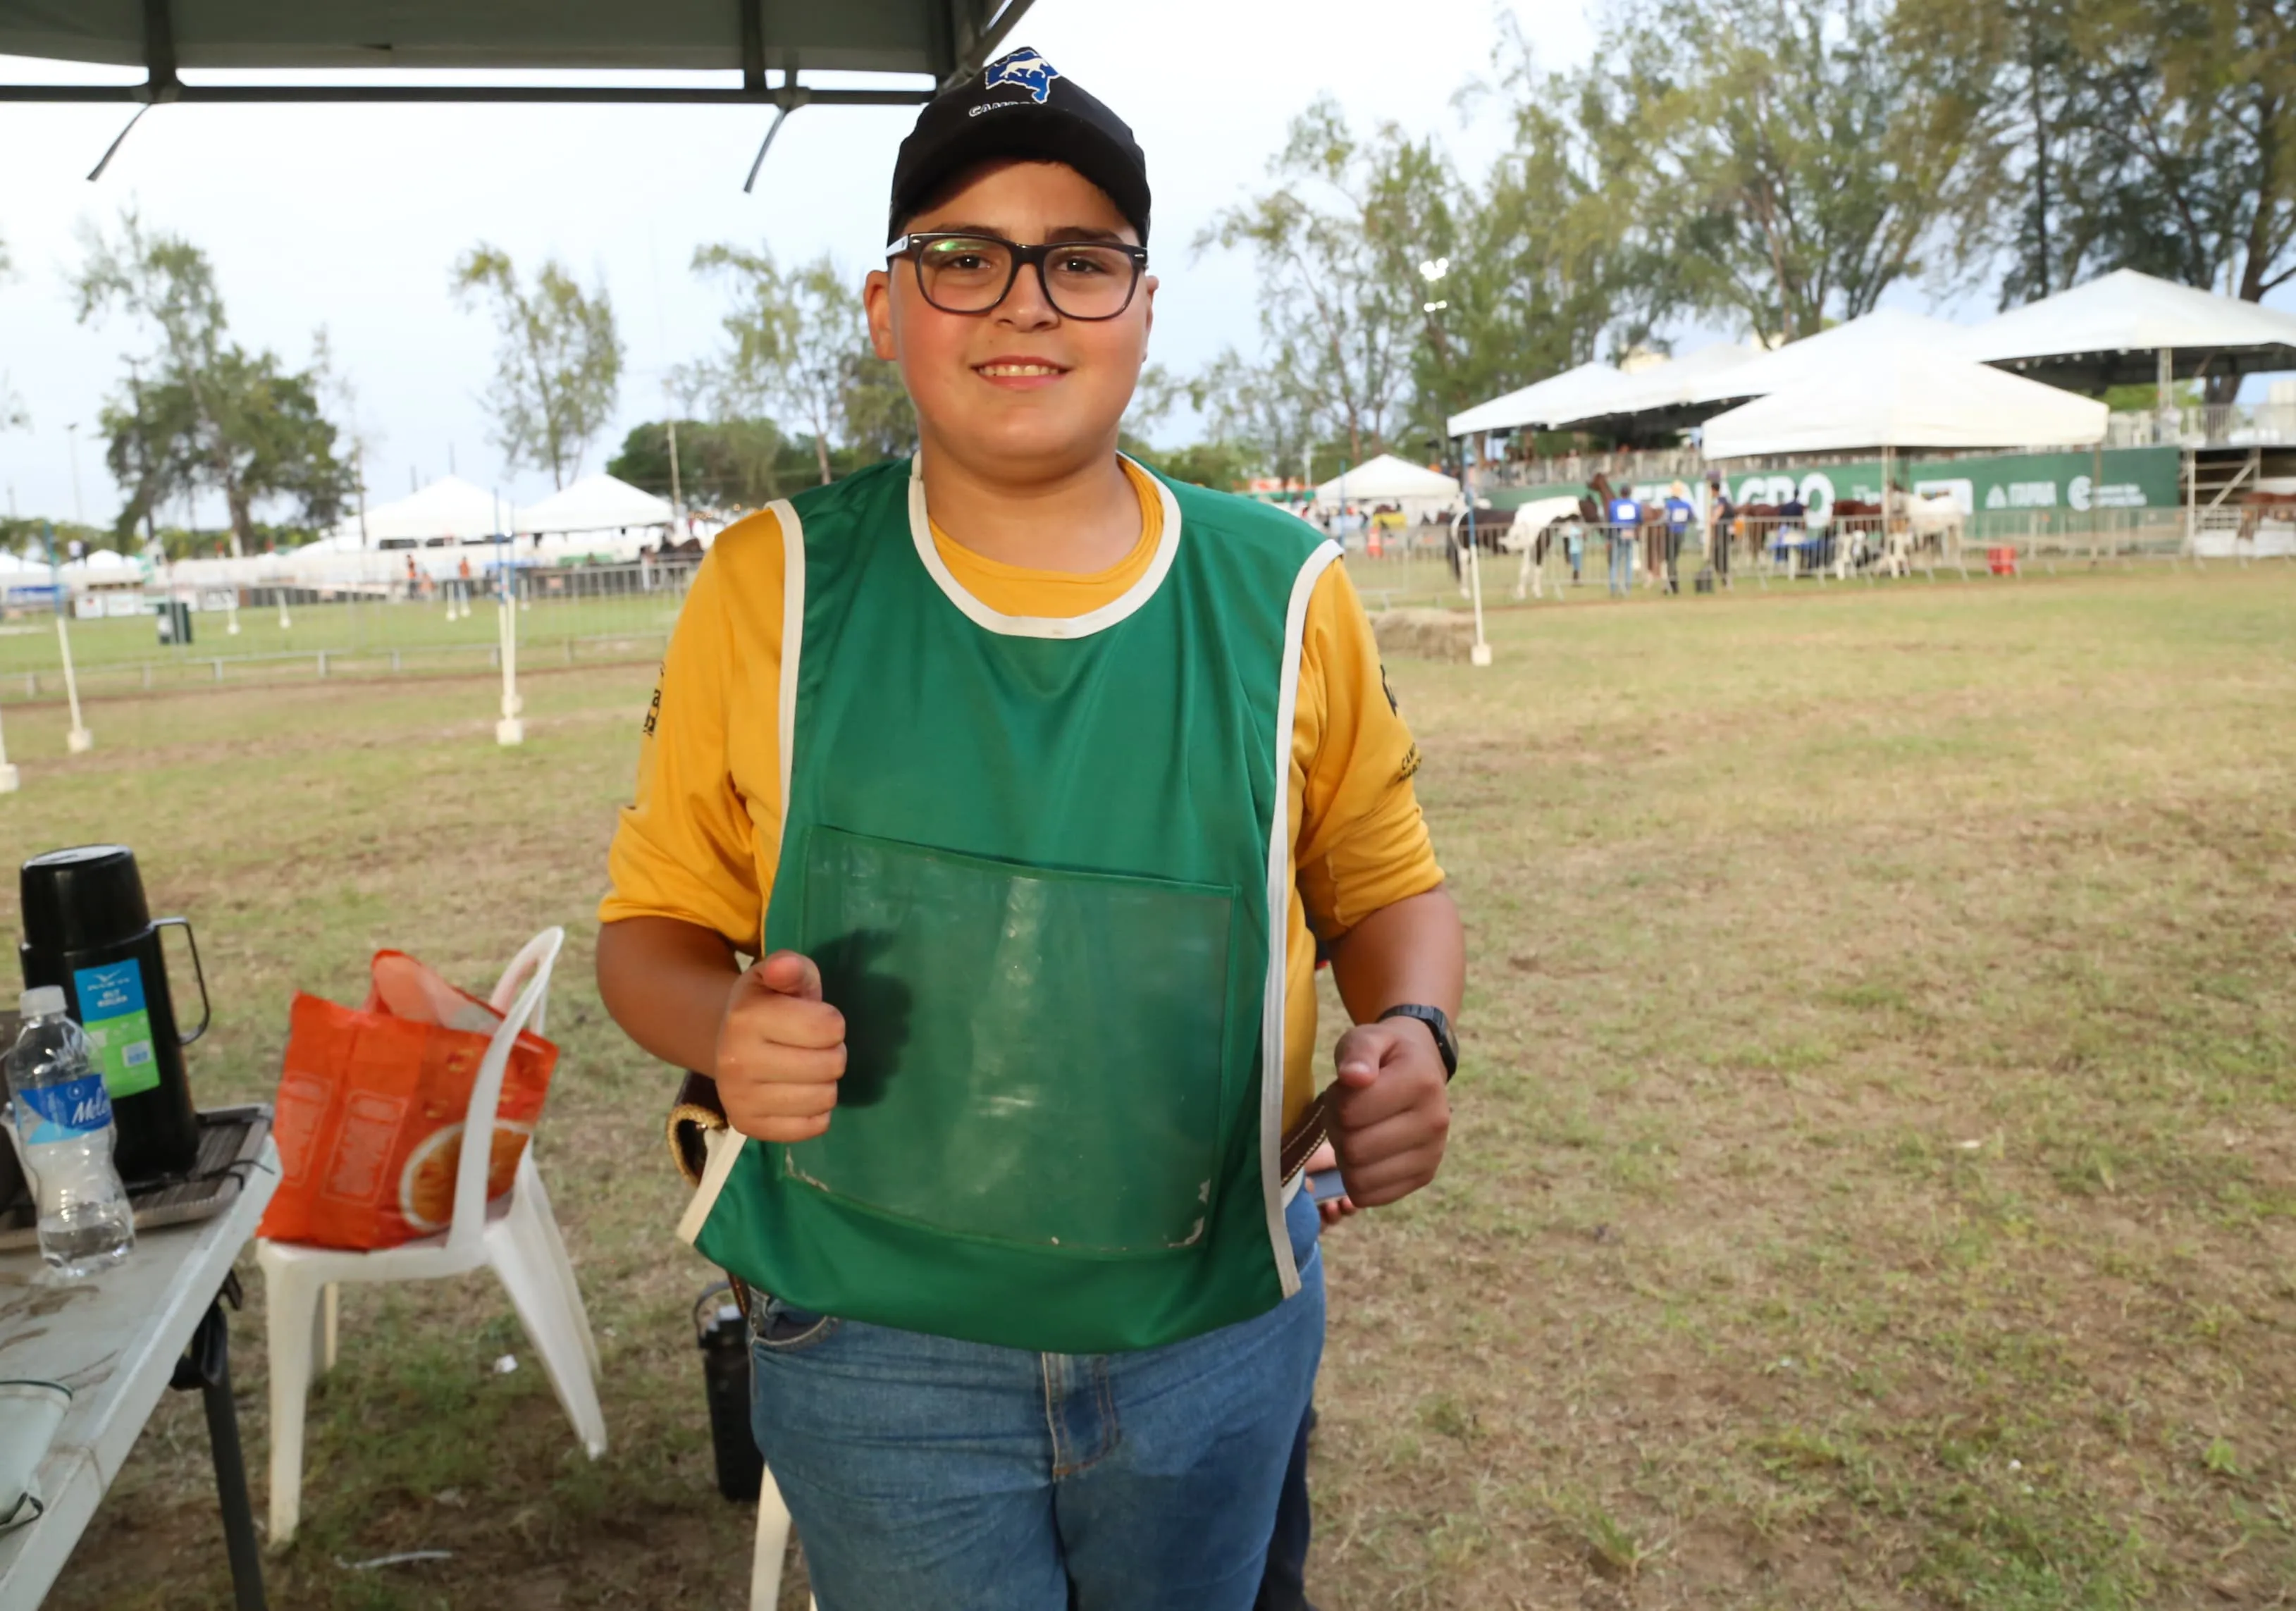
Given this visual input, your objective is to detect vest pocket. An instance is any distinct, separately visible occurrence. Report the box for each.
[782,826,1238,1257]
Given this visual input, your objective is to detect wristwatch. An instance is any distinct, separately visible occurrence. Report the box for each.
[1377,1004,1457,1080]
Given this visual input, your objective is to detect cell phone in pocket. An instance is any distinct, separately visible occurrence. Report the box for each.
[1307,1169,1347,1206]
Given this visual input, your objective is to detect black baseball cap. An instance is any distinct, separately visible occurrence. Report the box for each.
[887,48,1151,246]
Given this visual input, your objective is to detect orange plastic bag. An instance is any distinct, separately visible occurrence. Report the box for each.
[260,952,559,1250]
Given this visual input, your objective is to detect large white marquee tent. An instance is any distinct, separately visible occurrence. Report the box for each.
[517,475,675,537]
[1956,268,2296,391]
[1701,345,2111,460]
[1447,362,1641,438]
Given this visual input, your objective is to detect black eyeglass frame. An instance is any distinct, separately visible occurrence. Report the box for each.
[887,231,1152,321]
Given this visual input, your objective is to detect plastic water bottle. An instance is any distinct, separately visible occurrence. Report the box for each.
[6,985,134,1276]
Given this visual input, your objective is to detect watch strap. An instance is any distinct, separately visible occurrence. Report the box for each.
[1377,1004,1457,1078]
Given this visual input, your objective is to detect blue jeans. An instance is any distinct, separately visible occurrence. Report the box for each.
[751,1188,1326,1611]
[1607,533,1632,595]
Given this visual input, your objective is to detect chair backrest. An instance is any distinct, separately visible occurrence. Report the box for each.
[447,926,564,1252]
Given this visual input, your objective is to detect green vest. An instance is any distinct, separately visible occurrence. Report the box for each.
[682,456,1339,1353]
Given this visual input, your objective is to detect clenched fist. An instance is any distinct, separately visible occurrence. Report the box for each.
[715,950,848,1142]
[1328,1017,1451,1208]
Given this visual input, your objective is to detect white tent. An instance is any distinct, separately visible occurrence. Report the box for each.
[1448,362,1641,438]
[1683,308,1970,407]
[1701,345,2109,460]
[1312,454,1460,521]
[1955,267,2296,390]
[517,474,675,536]
[1550,345,1760,430]
[337,475,507,547]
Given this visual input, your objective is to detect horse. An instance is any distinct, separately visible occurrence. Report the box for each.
[2235,490,2296,546]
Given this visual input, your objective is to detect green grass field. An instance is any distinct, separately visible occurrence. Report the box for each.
[11,565,2295,1610]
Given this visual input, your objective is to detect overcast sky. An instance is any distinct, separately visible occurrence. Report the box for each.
[1,1,2286,531]
[0,0,1596,527]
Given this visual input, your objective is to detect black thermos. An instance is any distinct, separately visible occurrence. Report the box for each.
[19,846,210,1184]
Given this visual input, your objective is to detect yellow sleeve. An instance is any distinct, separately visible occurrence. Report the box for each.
[1292,561,1444,939]
[598,512,786,952]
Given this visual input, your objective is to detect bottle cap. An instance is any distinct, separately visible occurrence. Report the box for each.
[18,985,66,1018]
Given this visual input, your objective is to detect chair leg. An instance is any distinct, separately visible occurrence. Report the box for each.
[314,1283,339,1376]
[490,1195,607,1459]
[514,1157,599,1374]
[753,1464,792,1611]
[257,1251,319,1549]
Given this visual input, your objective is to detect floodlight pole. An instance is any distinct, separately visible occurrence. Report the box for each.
[44,523,92,753]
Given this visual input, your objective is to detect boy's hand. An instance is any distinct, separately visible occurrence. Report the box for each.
[714,950,847,1142]
[1329,1018,1450,1207]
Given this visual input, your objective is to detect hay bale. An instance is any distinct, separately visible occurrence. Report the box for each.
[1371,608,1475,662]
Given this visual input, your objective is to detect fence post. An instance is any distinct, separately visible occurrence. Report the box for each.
[391,648,402,673]
[213,658,223,682]
[318,650,328,678]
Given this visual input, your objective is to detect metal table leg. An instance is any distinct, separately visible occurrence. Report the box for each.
[171,1271,267,1611]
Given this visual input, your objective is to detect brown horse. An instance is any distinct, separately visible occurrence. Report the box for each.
[2236,490,2296,545]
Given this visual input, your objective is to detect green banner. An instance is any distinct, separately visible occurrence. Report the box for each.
[1905,446,2179,515]
[1717,463,1886,514]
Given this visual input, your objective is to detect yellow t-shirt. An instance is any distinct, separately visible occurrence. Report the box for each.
[600,459,1443,1130]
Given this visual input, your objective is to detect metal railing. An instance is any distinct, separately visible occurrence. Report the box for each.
[0,561,697,704]
[1488,507,2234,600]
[2104,402,2296,450]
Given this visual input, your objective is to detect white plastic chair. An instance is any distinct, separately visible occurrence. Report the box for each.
[257,926,605,1548]
[753,1464,813,1610]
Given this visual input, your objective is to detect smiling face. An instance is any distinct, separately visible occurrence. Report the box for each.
[866,159,1156,484]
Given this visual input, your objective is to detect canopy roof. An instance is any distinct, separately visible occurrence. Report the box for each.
[1314,453,1459,504]
[518,474,674,534]
[0,0,1032,103]
[1549,345,1758,435]
[1448,362,1640,438]
[1954,268,2296,391]
[346,476,507,544]
[1682,308,1968,407]
[1701,345,2108,460]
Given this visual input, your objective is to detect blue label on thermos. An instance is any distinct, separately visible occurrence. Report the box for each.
[73,959,161,1099]
[16,1075,114,1144]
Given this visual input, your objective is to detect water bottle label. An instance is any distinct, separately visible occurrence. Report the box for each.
[16,1074,115,1144]
[73,960,161,1099]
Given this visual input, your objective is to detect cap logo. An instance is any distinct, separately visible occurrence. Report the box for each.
[983,47,1061,104]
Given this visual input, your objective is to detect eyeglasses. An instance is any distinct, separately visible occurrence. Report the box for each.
[887,232,1149,321]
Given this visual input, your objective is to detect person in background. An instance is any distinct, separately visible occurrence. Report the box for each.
[1705,468,1732,584]
[1662,481,1694,595]
[1607,485,1640,598]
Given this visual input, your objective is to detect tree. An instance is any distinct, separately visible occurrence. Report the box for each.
[74,212,352,553]
[691,245,909,483]
[605,416,796,509]
[1432,23,1674,444]
[1198,99,1441,465]
[450,245,624,489]
[1899,0,2295,395]
[1599,0,1994,345]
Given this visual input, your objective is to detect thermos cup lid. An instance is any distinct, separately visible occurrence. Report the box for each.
[20,845,152,956]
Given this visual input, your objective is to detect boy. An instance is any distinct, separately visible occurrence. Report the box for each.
[596,50,1463,1611]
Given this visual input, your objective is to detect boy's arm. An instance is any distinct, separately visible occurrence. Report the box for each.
[598,920,850,1143]
[1291,562,1464,1209]
[596,916,741,1076]
[1323,885,1463,1207]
